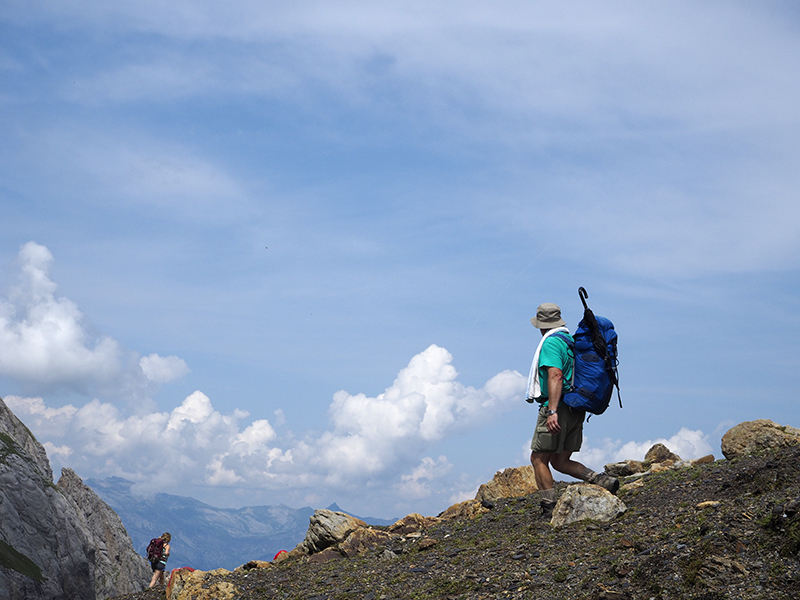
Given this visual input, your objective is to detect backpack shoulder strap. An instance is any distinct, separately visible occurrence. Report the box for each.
[551,332,574,348]
[551,333,575,389]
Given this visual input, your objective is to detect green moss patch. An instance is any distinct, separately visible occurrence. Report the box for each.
[0,540,44,582]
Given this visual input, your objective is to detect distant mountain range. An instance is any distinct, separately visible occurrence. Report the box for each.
[86,477,395,571]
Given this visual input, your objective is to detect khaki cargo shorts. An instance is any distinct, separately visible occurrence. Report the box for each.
[530,402,585,454]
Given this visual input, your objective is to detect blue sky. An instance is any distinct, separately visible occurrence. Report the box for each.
[1,1,799,519]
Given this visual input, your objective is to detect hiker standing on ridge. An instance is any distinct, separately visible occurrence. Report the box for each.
[147,532,171,588]
[526,303,619,519]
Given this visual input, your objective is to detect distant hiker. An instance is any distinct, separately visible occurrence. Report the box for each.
[526,303,619,519]
[147,532,171,588]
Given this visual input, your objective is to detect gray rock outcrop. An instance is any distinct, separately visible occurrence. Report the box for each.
[295,509,367,555]
[550,483,627,527]
[0,396,150,599]
[58,469,152,598]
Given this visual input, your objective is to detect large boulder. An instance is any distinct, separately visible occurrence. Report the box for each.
[0,396,149,600]
[551,484,627,527]
[721,420,800,459]
[475,465,538,503]
[296,509,367,554]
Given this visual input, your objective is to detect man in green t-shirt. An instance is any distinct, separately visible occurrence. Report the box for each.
[526,303,619,519]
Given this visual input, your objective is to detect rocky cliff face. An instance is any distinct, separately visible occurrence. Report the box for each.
[57,469,153,598]
[0,396,150,600]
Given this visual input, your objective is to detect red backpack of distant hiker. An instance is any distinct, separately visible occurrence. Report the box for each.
[147,537,165,563]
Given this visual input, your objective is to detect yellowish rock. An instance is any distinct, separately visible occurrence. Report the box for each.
[235,560,271,572]
[644,443,682,464]
[439,499,490,520]
[620,479,645,492]
[690,454,715,465]
[475,465,538,503]
[339,527,393,558]
[648,463,671,474]
[721,419,800,459]
[171,569,237,600]
[418,538,438,550]
[389,513,440,534]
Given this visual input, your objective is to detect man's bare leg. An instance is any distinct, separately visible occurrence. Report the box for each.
[530,451,557,517]
[551,452,619,494]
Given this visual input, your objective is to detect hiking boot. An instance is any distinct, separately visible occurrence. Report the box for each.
[540,499,556,520]
[595,474,620,495]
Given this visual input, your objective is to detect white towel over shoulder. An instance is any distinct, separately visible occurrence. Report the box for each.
[525,326,570,401]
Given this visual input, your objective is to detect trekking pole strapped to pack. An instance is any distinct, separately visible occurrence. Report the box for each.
[555,287,621,416]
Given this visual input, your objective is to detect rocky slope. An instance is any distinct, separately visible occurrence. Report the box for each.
[113,423,800,600]
[0,396,150,600]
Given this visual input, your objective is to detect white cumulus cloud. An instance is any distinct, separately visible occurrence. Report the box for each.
[317,345,524,479]
[0,242,189,399]
[0,242,122,389]
[4,345,526,505]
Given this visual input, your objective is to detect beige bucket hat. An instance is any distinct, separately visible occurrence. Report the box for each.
[531,303,566,329]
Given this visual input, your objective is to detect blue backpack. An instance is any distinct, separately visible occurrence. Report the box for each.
[555,288,621,416]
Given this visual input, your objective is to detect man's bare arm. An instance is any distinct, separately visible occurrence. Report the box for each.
[546,366,563,434]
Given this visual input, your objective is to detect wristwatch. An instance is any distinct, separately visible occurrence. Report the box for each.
[548,410,557,417]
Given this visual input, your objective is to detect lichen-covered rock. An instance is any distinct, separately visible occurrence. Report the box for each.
[339,528,393,558]
[165,567,196,599]
[551,484,627,527]
[388,513,440,535]
[167,569,236,600]
[475,465,538,503]
[0,396,149,600]
[296,509,367,554]
[439,499,490,520]
[721,420,800,459]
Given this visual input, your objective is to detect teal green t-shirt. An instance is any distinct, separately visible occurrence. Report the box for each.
[538,333,574,403]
